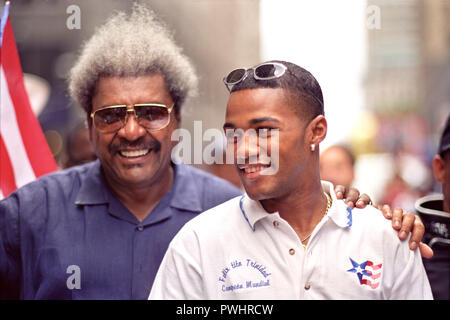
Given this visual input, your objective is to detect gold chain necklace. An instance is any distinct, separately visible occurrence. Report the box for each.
[300,192,332,249]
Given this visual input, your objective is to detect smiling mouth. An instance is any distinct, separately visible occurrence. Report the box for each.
[119,149,150,158]
[238,164,271,175]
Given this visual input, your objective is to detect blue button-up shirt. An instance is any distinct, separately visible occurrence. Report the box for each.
[0,160,241,299]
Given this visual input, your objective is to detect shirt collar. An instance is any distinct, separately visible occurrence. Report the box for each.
[240,194,272,230]
[75,160,109,205]
[321,180,353,228]
[415,194,449,218]
[168,163,203,213]
[75,160,203,213]
[240,180,353,231]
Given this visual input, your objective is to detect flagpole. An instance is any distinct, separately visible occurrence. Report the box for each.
[0,1,10,46]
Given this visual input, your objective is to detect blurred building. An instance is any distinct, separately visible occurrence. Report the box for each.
[359,0,450,207]
[365,0,450,153]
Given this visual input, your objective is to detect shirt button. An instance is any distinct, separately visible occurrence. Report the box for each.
[137,226,144,231]
[289,248,295,255]
[273,221,280,228]
[304,283,311,290]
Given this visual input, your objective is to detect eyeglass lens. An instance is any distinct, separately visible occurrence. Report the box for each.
[254,64,283,78]
[225,68,246,84]
[94,105,170,132]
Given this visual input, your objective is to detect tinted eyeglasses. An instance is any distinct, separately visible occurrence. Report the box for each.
[90,103,174,133]
[223,62,287,92]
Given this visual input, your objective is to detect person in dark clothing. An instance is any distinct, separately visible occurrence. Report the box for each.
[415,112,450,300]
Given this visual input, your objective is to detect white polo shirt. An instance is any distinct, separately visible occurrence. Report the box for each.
[149,183,432,300]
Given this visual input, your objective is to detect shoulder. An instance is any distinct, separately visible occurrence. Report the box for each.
[35,162,94,187]
[342,205,422,274]
[351,205,393,229]
[0,162,95,209]
[349,205,403,245]
[0,163,97,244]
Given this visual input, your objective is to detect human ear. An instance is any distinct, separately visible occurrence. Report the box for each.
[308,115,327,147]
[432,155,445,183]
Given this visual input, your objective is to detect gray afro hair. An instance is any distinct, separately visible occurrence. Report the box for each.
[69,3,198,115]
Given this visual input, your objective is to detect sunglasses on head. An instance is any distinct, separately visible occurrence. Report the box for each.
[90,103,174,133]
[223,62,287,92]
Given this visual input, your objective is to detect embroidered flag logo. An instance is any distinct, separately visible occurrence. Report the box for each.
[347,258,382,289]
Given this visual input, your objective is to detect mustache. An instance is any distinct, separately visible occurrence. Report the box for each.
[108,137,161,154]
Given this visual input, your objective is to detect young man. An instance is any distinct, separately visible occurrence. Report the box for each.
[149,61,432,299]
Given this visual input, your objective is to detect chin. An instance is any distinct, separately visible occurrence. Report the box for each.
[243,184,274,201]
[112,165,157,186]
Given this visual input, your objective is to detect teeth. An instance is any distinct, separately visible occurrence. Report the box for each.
[243,165,268,174]
[120,149,150,158]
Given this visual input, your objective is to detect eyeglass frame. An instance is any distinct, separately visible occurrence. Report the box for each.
[89,103,175,133]
[223,62,288,92]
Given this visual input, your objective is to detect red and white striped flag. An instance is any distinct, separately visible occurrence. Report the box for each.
[0,2,57,199]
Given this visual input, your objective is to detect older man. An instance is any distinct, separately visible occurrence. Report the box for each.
[150,61,432,299]
[0,6,423,300]
[0,5,240,300]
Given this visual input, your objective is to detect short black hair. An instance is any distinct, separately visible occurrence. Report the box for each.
[441,149,450,162]
[230,60,324,121]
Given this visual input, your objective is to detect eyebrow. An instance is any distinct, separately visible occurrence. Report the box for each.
[223,117,280,129]
[223,122,234,129]
[249,117,280,125]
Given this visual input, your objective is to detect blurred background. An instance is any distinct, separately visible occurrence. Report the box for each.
[4,0,450,210]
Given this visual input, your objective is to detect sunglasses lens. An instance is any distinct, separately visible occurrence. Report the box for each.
[93,105,171,132]
[225,68,246,84]
[254,63,285,79]
[135,105,170,130]
[93,107,126,132]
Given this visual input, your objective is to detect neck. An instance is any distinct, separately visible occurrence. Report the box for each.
[260,176,328,238]
[104,166,174,222]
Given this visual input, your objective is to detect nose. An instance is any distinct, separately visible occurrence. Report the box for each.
[235,130,259,164]
[117,110,147,141]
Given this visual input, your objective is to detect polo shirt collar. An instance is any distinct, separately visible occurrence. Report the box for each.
[168,163,203,213]
[75,160,203,213]
[75,160,108,205]
[321,180,353,228]
[240,180,353,230]
[240,194,272,231]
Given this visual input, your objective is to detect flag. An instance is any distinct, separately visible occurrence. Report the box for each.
[347,257,383,290]
[0,2,57,199]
